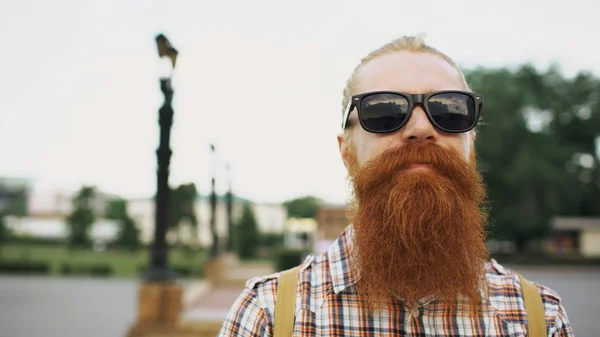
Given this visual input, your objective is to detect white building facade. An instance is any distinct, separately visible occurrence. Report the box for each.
[128,197,288,247]
[16,185,288,249]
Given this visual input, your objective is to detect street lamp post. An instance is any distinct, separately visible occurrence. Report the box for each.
[209,144,219,258]
[144,33,179,282]
[225,163,234,252]
[127,33,183,337]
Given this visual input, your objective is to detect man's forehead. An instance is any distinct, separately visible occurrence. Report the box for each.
[353,51,466,94]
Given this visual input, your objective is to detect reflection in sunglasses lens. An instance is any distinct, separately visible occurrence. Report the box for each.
[361,94,409,132]
[428,93,475,131]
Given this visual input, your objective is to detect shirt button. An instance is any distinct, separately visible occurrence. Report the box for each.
[410,307,420,318]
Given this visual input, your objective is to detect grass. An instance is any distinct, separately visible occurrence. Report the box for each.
[0,243,206,278]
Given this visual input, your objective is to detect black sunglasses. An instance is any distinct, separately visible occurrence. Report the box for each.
[341,90,484,134]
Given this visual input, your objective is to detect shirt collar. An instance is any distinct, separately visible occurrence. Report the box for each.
[489,257,507,275]
[326,224,357,294]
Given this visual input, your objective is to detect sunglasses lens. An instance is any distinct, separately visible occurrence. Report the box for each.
[360,94,409,132]
[428,92,476,132]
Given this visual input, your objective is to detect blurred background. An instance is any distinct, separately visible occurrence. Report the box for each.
[0,0,599,336]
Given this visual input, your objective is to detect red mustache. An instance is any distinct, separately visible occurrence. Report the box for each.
[353,143,479,199]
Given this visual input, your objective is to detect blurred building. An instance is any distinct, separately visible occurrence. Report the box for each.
[5,184,120,247]
[5,216,119,246]
[283,217,317,250]
[548,217,600,258]
[27,189,71,217]
[313,203,348,254]
[0,177,32,215]
[128,195,288,247]
[19,184,287,248]
[27,187,119,217]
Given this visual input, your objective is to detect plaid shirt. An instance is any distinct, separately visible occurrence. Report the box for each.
[218,225,574,336]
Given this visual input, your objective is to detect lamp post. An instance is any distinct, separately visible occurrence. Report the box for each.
[144,33,179,282]
[127,34,183,337]
[225,163,234,252]
[209,143,219,258]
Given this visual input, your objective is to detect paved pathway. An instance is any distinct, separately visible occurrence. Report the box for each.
[184,286,245,322]
[182,261,274,322]
[0,276,140,337]
[0,266,598,337]
[506,264,600,337]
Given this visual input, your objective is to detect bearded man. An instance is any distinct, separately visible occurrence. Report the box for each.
[218,36,573,336]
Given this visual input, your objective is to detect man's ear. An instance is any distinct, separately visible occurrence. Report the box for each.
[337,132,350,170]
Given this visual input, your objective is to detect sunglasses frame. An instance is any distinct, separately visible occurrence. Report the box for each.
[341,90,484,134]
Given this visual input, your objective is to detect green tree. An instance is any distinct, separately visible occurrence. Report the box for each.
[168,183,199,245]
[5,189,27,217]
[117,217,142,251]
[106,198,141,251]
[105,198,127,220]
[0,213,9,255]
[282,196,322,219]
[235,203,261,260]
[66,186,96,248]
[0,187,25,255]
[466,64,600,250]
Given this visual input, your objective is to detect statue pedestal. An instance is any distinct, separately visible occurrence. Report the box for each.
[220,251,239,266]
[125,255,276,337]
[126,282,183,337]
[203,256,227,285]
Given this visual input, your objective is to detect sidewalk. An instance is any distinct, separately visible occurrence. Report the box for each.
[181,259,275,326]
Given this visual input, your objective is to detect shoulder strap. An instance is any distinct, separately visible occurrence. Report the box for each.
[273,266,299,337]
[518,274,546,337]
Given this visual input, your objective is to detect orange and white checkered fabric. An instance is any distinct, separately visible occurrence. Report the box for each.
[218,226,573,336]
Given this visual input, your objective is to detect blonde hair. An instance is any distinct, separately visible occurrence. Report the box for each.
[341,35,470,117]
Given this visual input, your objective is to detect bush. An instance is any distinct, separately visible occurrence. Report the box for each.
[60,263,113,277]
[273,248,306,271]
[137,264,202,278]
[172,265,194,277]
[0,260,50,275]
[255,233,286,259]
[9,237,66,246]
[261,233,284,248]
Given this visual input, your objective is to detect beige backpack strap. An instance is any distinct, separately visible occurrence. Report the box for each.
[273,266,299,337]
[518,274,546,337]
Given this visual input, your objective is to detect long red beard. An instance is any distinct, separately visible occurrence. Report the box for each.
[347,142,489,310]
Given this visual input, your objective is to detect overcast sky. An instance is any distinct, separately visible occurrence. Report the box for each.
[1,0,599,205]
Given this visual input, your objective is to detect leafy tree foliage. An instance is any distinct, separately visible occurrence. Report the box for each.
[283,196,322,219]
[168,183,199,244]
[467,65,600,249]
[106,198,141,251]
[3,189,27,216]
[0,186,27,253]
[235,203,261,259]
[66,186,96,248]
[0,213,8,254]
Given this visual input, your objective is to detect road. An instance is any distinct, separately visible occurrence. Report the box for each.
[0,276,140,337]
[507,264,600,337]
[0,266,598,337]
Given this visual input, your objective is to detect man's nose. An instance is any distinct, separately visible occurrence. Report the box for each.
[401,105,438,143]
